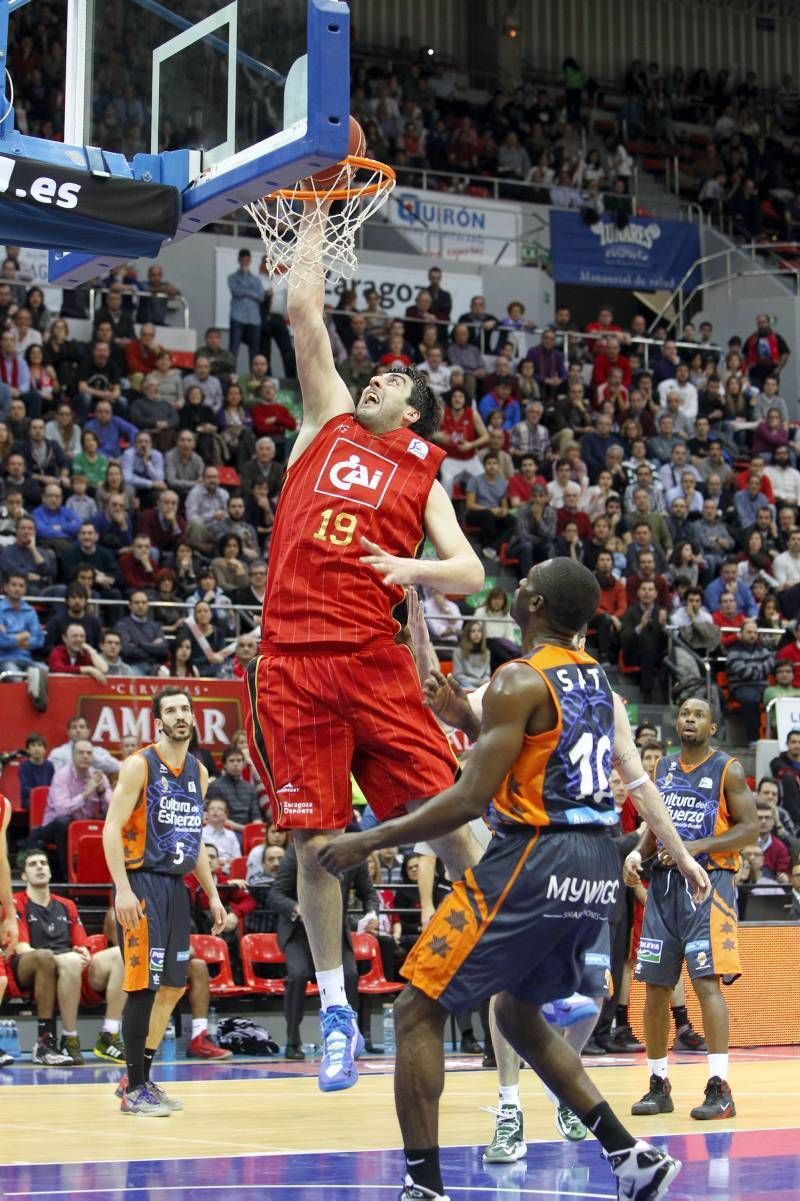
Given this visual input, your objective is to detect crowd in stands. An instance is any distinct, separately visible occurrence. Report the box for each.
[7,0,800,247]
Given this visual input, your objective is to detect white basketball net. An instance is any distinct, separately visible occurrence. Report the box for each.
[245,159,395,288]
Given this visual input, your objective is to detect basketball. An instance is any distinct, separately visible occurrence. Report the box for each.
[309,115,365,191]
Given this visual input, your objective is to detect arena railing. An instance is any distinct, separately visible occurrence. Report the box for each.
[326,307,723,371]
[22,594,261,640]
[648,241,800,335]
[86,286,191,330]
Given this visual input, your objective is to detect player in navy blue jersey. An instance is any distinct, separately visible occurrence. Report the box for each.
[103,686,226,1116]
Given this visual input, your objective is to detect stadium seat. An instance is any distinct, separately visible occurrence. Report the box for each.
[351,932,403,996]
[67,820,105,883]
[189,933,249,997]
[229,856,248,879]
[242,822,266,854]
[72,836,112,902]
[240,933,320,997]
[240,932,287,995]
[28,785,49,830]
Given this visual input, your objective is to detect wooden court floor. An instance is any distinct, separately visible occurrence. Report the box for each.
[2,1052,799,1166]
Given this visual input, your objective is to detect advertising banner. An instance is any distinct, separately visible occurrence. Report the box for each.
[385,188,522,265]
[549,211,701,292]
[214,245,482,329]
[0,678,247,805]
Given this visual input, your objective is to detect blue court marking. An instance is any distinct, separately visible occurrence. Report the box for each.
[3,1132,800,1201]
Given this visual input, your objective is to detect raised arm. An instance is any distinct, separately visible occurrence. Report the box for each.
[360,480,484,595]
[611,693,710,902]
[286,203,354,466]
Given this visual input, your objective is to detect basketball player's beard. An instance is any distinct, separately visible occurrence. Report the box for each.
[161,718,192,744]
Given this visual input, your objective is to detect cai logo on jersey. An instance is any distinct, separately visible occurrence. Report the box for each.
[314,438,397,509]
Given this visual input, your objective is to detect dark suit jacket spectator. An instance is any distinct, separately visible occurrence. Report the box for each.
[240,458,284,500]
[268,844,379,952]
[114,613,169,669]
[63,542,121,585]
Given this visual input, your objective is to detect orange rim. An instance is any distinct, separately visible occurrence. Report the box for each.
[267,155,396,202]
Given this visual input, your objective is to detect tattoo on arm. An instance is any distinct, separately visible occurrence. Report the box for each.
[613,746,639,769]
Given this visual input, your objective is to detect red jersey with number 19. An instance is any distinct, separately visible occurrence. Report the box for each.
[261,414,445,650]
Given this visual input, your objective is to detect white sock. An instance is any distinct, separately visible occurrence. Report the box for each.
[192,1019,208,1039]
[62,1030,77,1038]
[499,1084,520,1108]
[316,965,348,1011]
[647,1057,669,1079]
[102,1019,120,1035]
[708,1052,728,1081]
[543,1083,558,1107]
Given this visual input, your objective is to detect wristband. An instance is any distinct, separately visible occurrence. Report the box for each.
[625,772,650,790]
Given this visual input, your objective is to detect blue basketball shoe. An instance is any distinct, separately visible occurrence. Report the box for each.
[318,1004,365,1092]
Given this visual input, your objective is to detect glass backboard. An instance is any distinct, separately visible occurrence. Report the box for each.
[69,0,314,180]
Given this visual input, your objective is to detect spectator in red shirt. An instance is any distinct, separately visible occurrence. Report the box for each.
[590,549,627,665]
[506,454,547,508]
[555,482,592,539]
[776,623,800,685]
[755,800,791,882]
[119,533,159,592]
[48,622,108,683]
[712,590,747,648]
[735,455,775,505]
[585,307,624,355]
[124,323,161,387]
[591,336,633,396]
[249,378,298,456]
[625,549,672,608]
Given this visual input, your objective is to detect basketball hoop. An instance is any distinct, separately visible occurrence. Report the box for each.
[245,154,396,287]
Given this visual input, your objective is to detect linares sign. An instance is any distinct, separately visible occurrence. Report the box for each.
[549,211,701,292]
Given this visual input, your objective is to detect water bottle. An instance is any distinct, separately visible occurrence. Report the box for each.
[8,1020,19,1057]
[163,1021,176,1062]
[382,1002,396,1055]
[208,1007,218,1040]
[0,1020,8,1056]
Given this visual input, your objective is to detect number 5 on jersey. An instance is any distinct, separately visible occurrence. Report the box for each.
[313,509,358,547]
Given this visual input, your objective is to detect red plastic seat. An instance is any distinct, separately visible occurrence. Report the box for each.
[242,822,266,854]
[72,835,112,903]
[239,932,319,997]
[240,932,286,995]
[351,932,404,996]
[28,785,49,829]
[189,933,249,997]
[67,820,105,883]
[229,855,248,879]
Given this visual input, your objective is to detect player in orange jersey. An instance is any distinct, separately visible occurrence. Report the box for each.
[321,557,709,1201]
[246,208,485,1092]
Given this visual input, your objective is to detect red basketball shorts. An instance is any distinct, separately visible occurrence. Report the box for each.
[245,641,457,830]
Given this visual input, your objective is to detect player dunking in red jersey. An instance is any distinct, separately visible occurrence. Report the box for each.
[245,212,484,1093]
